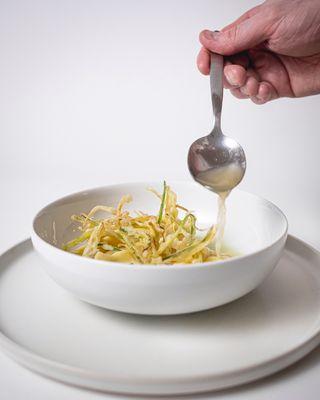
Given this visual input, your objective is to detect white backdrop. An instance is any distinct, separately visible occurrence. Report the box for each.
[0,1,320,398]
[0,0,319,250]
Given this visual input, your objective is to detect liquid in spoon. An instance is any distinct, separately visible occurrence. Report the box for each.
[196,163,244,193]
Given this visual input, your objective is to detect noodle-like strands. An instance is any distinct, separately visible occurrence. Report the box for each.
[63,183,231,265]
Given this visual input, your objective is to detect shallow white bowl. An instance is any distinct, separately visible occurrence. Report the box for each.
[31,181,288,315]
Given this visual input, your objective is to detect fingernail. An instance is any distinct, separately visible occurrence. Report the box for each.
[252,96,265,104]
[240,86,248,95]
[225,70,238,86]
[202,30,220,41]
[257,84,271,102]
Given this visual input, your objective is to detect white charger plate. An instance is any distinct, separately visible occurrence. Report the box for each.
[0,236,319,396]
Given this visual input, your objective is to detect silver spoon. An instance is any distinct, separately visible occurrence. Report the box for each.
[188,52,246,194]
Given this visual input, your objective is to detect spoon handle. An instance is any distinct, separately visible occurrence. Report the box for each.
[210,52,224,131]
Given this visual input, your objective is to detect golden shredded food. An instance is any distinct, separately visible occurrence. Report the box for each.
[63,182,231,264]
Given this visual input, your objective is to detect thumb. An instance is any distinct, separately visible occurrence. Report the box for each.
[200,17,269,56]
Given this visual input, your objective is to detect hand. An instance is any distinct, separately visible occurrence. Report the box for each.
[197,0,320,104]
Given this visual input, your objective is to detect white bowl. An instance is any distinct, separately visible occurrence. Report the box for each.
[31,181,288,315]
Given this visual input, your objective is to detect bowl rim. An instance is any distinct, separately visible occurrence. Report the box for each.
[31,180,288,271]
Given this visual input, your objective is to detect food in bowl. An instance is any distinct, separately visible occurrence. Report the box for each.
[63,182,231,264]
[31,182,288,314]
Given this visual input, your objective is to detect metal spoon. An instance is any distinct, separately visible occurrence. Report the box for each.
[188,53,246,194]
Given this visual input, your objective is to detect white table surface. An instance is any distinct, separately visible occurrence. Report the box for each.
[0,0,319,398]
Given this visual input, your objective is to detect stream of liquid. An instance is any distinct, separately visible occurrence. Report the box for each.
[197,164,243,256]
[214,191,229,256]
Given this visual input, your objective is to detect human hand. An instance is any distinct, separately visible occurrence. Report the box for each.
[197,0,320,104]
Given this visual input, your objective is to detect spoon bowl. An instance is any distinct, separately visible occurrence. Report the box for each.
[188,53,246,193]
[188,131,246,193]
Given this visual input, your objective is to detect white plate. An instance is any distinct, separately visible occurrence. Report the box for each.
[0,236,319,396]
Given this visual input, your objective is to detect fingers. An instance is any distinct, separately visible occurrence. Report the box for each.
[224,64,247,87]
[199,14,269,56]
[228,52,250,69]
[197,1,279,104]
[251,82,278,104]
[241,76,259,97]
[199,2,270,57]
[197,47,210,75]
[224,65,278,104]
[197,48,279,104]
[230,88,250,99]
[231,79,277,104]
[197,48,250,76]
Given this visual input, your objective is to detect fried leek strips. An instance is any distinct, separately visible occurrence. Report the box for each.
[63,182,230,264]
